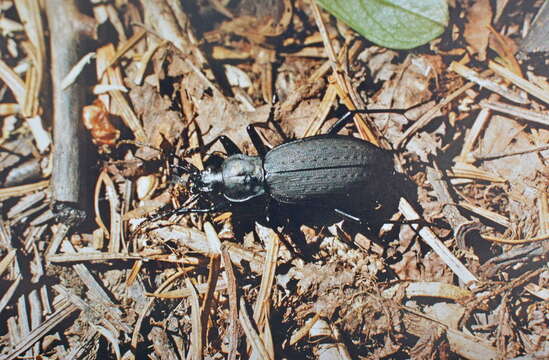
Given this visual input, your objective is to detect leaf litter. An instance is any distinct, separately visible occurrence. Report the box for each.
[0,1,547,359]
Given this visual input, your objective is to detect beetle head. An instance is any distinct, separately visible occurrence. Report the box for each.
[178,155,265,203]
[190,168,223,194]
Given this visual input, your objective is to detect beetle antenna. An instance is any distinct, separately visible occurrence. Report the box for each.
[349,108,408,116]
[133,194,199,233]
[145,194,200,222]
[133,197,229,234]
[116,139,162,152]
[170,160,199,176]
[327,107,412,135]
[116,138,199,173]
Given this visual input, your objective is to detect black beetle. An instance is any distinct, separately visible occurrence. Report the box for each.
[151,108,407,224]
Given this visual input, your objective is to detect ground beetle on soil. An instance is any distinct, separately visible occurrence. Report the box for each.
[150,108,408,225]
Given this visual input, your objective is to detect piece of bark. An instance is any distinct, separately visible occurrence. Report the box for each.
[45,0,96,224]
[520,0,549,54]
[3,158,41,187]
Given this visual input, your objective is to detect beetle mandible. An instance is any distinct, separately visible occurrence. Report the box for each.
[153,108,407,224]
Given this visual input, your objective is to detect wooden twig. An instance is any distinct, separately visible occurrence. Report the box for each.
[95,171,122,253]
[383,282,472,300]
[458,94,498,163]
[239,297,273,360]
[457,201,511,228]
[28,290,42,355]
[399,198,478,288]
[188,277,204,360]
[253,224,279,326]
[449,62,527,104]
[2,299,79,360]
[448,162,506,183]
[0,59,25,103]
[480,232,549,244]
[16,296,31,358]
[7,191,46,219]
[310,2,380,145]
[0,276,21,315]
[45,0,96,222]
[489,61,549,104]
[474,143,549,161]
[3,157,42,187]
[0,249,16,277]
[540,193,549,253]
[47,252,143,263]
[221,247,240,360]
[249,224,278,360]
[200,223,222,348]
[15,0,45,119]
[479,99,549,126]
[0,180,49,199]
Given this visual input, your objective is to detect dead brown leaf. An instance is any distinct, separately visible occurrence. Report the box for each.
[464,0,493,61]
[488,26,522,76]
[127,82,184,147]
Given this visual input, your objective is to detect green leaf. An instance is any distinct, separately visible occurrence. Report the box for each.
[316,0,449,50]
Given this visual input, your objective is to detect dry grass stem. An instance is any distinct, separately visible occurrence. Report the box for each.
[489,60,549,104]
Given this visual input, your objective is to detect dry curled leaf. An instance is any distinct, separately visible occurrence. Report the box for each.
[82,99,120,146]
[488,26,521,77]
[463,0,493,60]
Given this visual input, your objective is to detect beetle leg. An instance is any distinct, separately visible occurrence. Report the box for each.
[264,96,289,142]
[246,124,269,157]
[327,108,408,135]
[264,197,275,223]
[334,208,363,223]
[170,164,190,178]
[190,135,242,156]
[145,200,229,223]
[134,200,230,234]
[267,94,277,122]
[218,136,242,155]
[172,200,230,216]
[170,161,200,177]
[245,96,288,151]
[327,112,354,135]
[334,209,431,227]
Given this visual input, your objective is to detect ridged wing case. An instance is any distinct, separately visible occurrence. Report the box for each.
[264,135,393,208]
